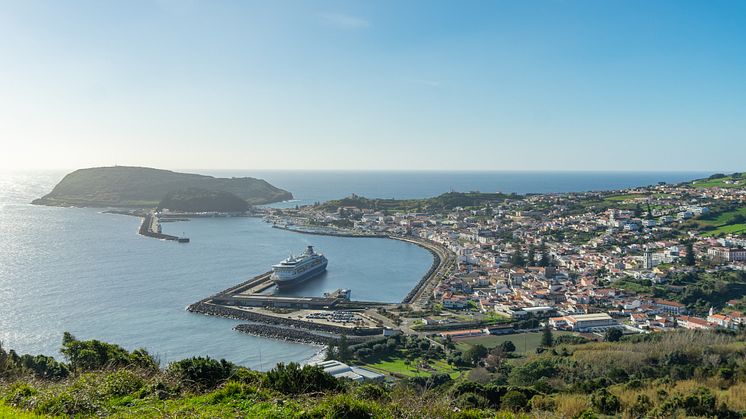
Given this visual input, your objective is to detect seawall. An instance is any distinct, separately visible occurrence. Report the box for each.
[233,323,373,345]
[187,302,383,336]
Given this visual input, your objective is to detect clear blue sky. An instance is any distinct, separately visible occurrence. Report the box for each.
[1,0,744,171]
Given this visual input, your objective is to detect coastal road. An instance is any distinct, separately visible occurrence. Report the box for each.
[395,236,455,309]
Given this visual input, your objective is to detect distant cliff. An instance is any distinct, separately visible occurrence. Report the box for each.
[32,166,293,208]
[157,188,250,213]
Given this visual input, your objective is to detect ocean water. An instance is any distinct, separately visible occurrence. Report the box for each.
[0,171,432,369]
[202,170,711,207]
[0,170,707,368]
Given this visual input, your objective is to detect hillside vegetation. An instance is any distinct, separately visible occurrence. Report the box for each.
[157,188,250,213]
[32,166,292,208]
[319,192,519,213]
[3,331,746,418]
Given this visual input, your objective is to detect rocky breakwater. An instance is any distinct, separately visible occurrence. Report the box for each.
[232,323,373,345]
[188,302,383,338]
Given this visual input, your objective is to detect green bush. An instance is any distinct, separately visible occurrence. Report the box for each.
[456,392,490,409]
[591,388,620,415]
[18,354,69,380]
[263,362,342,395]
[306,394,377,419]
[60,332,157,372]
[501,390,528,412]
[354,383,390,401]
[167,356,236,390]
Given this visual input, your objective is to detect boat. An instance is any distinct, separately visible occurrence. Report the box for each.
[271,246,328,288]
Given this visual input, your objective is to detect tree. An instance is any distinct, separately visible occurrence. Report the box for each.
[538,242,550,267]
[510,250,526,267]
[604,328,623,342]
[337,335,351,361]
[464,344,488,366]
[499,340,516,353]
[685,242,696,266]
[325,341,338,361]
[541,323,554,347]
[444,335,455,350]
[527,244,536,267]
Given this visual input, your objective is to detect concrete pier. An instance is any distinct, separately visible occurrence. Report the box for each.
[138,212,189,242]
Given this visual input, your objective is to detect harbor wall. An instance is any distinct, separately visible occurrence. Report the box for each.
[187,302,383,336]
[138,213,184,241]
[234,323,374,345]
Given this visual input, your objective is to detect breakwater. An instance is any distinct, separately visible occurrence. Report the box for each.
[138,212,189,242]
[187,302,383,336]
[234,323,373,345]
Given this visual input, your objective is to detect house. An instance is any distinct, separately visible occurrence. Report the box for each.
[708,247,746,262]
[630,313,648,326]
[676,316,715,330]
[654,299,687,315]
[549,316,569,329]
[557,313,618,332]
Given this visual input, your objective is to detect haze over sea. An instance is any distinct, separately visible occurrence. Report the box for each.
[0,170,708,369]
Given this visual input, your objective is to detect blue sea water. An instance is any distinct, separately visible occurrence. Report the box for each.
[202,170,712,207]
[0,170,708,368]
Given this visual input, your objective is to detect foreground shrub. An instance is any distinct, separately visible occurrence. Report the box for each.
[167,356,236,390]
[61,332,157,372]
[305,393,378,419]
[590,388,620,415]
[264,362,342,395]
[501,390,529,412]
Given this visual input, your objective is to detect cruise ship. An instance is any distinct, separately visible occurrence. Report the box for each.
[271,246,328,288]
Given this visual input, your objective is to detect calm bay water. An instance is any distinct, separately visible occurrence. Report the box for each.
[0,170,708,368]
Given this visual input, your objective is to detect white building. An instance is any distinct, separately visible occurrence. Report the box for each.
[310,360,384,382]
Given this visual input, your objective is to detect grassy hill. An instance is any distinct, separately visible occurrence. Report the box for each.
[690,172,745,189]
[32,166,292,208]
[3,331,746,418]
[157,188,250,213]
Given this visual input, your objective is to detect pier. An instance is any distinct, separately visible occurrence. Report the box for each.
[138,212,189,243]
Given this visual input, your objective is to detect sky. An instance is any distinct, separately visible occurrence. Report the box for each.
[1,0,745,171]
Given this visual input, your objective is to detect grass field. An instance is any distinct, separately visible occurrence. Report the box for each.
[604,193,647,202]
[703,223,746,237]
[691,176,744,189]
[455,331,574,354]
[364,356,463,379]
[0,403,53,418]
[693,207,746,236]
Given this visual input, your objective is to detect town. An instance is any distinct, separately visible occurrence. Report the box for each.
[265,172,746,345]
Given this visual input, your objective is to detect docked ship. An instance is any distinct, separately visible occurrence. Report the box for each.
[271,246,328,288]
